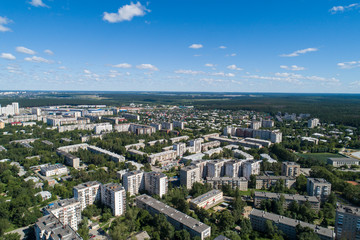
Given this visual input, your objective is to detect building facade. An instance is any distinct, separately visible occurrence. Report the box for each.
[73,181,101,211]
[101,183,126,216]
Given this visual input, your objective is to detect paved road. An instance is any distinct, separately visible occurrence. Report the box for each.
[7,226,31,239]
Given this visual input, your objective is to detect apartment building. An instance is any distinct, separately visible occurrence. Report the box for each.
[255,175,296,189]
[308,118,320,128]
[101,183,126,216]
[40,164,68,177]
[307,178,331,201]
[73,181,101,211]
[233,150,254,160]
[224,160,243,178]
[250,120,261,130]
[335,204,360,240]
[281,162,301,177]
[250,209,334,240]
[327,157,359,167]
[173,120,185,130]
[136,195,211,240]
[190,190,223,210]
[122,171,145,196]
[170,135,189,144]
[262,119,274,128]
[173,142,187,157]
[254,192,320,211]
[207,160,227,178]
[206,177,248,191]
[244,138,272,148]
[56,150,80,169]
[44,199,81,231]
[180,165,201,189]
[144,172,168,198]
[161,122,173,131]
[148,150,177,165]
[201,141,221,152]
[35,214,82,240]
[242,160,261,179]
[189,138,203,153]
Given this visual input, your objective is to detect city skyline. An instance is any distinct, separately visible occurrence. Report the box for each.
[1,0,360,93]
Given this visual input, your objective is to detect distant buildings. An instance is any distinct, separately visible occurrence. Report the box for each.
[190,190,223,210]
[327,157,359,167]
[136,194,211,240]
[0,102,19,116]
[335,204,360,240]
[307,178,331,201]
[308,118,320,128]
[101,183,126,216]
[206,177,248,191]
[250,209,334,240]
[281,162,300,177]
[255,175,296,190]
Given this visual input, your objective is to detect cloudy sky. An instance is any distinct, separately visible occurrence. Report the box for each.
[0,0,360,92]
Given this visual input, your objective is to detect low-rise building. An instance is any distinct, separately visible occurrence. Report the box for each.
[206,177,248,191]
[136,194,211,240]
[307,178,331,201]
[254,192,320,211]
[190,190,223,209]
[250,209,334,240]
[148,150,177,165]
[255,175,296,190]
[282,162,300,177]
[40,164,68,177]
[327,157,359,167]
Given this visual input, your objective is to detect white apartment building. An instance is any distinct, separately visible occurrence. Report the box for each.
[148,150,177,165]
[101,183,126,216]
[308,118,320,128]
[242,160,261,179]
[73,181,101,211]
[224,160,244,177]
[122,171,145,196]
[145,172,168,198]
[189,138,203,153]
[207,160,228,178]
[44,198,81,231]
[173,142,187,157]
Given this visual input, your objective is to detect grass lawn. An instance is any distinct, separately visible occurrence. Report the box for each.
[296,152,343,162]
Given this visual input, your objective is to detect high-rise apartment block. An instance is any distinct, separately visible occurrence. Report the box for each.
[101,183,126,216]
[73,181,101,211]
[144,172,168,198]
[307,178,331,201]
[43,198,81,231]
[335,204,360,240]
[262,119,274,128]
[122,170,145,196]
[173,142,187,157]
[180,165,201,189]
[189,138,203,153]
[281,162,300,177]
[242,160,261,179]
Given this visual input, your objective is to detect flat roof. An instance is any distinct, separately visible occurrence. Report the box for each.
[136,194,210,234]
[250,209,334,238]
[190,190,223,205]
[337,204,360,217]
[73,181,101,190]
[254,192,319,203]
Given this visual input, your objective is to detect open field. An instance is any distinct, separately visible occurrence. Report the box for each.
[296,152,343,162]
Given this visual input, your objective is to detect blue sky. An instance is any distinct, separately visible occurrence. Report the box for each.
[0,0,360,92]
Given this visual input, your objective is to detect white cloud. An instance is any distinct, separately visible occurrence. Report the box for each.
[226,53,237,57]
[281,48,318,57]
[16,46,36,55]
[24,56,50,63]
[227,64,243,71]
[103,2,150,23]
[29,0,48,7]
[280,65,305,71]
[330,3,359,13]
[205,63,214,67]
[84,69,91,74]
[175,69,204,75]
[219,46,227,49]
[337,60,360,69]
[0,53,16,60]
[350,81,360,86]
[44,49,53,55]
[0,16,12,32]
[136,64,158,71]
[112,63,132,68]
[59,66,66,70]
[211,72,235,77]
[189,44,203,49]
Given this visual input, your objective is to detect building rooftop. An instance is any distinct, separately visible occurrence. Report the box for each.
[250,209,334,238]
[328,157,359,162]
[35,214,82,240]
[307,178,331,184]
[41,163,67,172]
[103,183,125,192]
[254,192,319,203]
[190,190,223,205]
[44,198,80,212]
[337,204,360,216]
[136,194,210,233]
[256,175,296,180]
[73,181,101,191]
[282,161,299,166]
